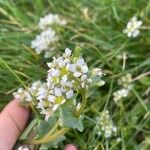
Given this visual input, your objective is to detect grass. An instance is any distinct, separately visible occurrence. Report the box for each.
[0,0,150,149]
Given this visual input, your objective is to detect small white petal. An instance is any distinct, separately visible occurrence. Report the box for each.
[54,88,62,96]
[74,72,82,77]
[52,104,59,111]
[64,48,72,57]
[66,90,74,99]
[76,58,85,66]
[132,30,139,37]
[81,74,87,81]
[62,75,67,81]
[56,57,65,68]
[51,68,60,77]
[47,95,55,102]
[81,65,88,73]
[68,64,76,72]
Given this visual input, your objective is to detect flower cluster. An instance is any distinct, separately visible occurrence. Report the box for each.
[31,28,59,56]
[123,16,142,38]
[13,87,32,102]
[31,13,67,58]
[38,14,67,30]
[113,89,129,102]
[13,80,44,103]
[98,110,117,138]
[13,48,105,121]
[118,73,132,89]
[113,73,133,102]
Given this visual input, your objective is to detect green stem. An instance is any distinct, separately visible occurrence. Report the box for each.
[20,118,38,140]
[132,88,148,112]
[77,89,87,116]
[43,121,59,138]
[24,128,69,144]
[29,103,40,119]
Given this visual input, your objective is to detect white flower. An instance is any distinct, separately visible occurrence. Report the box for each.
[118,73,132,89]
[37,83,48,100]
[52,104,59,112]
[98,110,117,138]
[81,65,88,73]
[67,57,88,78]
[123,16,142,38]
[73,72,82,77]
[47,95,56,102]
[54,87,62,96]
[97,80,105,86]
[56,57,66,68]
[31,28,58,54]
[66,90,74,99]
[38,13,67,30]
[13,88,32,102]
[113,88,129,102]
[29,80,43,97]
[37,100,45,109]
[67,64,77,72]
[92,68,103,76]
[76,58,85,66]
[41,109,53,121]
[13,48,105,121]
[63,48,72,58]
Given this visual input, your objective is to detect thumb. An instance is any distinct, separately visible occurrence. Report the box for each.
[0,99,29,150]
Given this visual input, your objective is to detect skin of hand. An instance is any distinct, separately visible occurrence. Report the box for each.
[0,100,77,150]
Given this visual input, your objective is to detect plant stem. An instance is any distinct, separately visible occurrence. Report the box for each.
[29,103,40,119]
[77,89,87,116]
[24,128,69,144]
[43,120,59,138]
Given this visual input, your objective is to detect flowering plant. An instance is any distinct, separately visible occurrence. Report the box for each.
[13,48,105,145]
[1,1,150,149]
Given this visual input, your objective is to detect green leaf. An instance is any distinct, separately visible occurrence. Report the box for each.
[60,105,84,132]
[37,115,57,137]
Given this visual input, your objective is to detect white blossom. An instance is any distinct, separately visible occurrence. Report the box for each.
[41,109,53,121]
[118,73,133,89]
[31,28,58,55]
[66,90,74,99]
[63,48,72,58]
[13,48,105,121]
[13,88,32,102]
[123,16,142,38]
[92,68,103,76]
[113,88,129,102]
[98,110,117,138]
[38,13,67,30]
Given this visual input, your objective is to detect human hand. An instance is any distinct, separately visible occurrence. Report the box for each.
[0,100,77,150]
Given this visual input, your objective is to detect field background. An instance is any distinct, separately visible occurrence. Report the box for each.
[0,0,150,149]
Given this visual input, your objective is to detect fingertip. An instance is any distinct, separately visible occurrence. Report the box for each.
[5,99,29,130]
[0,99,29,149]
[65,144,77,150]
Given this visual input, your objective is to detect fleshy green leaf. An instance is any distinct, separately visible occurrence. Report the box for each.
[60,105,84,132]
[37,115,57,137]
